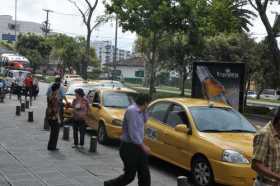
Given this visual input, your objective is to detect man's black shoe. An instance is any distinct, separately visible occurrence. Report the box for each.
[48,148,59,151]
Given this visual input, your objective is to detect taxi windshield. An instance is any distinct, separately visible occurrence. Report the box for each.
[189,107,256,133]
[103,92,136,108]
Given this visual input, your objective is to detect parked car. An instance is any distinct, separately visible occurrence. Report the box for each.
[87,80,124,88]
[86,87,138,144]
[144,98,256,186]
[247,90,257,99]
[260,89,280,100]
[63,74,83,87]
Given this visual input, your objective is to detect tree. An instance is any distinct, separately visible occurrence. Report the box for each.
[248,0,280,87]
[16,34,52,72]
[47,34,98,75]
[206,0,256,34]
[68,0,100,80]
[253,39,276,97]
[106,0,196,98]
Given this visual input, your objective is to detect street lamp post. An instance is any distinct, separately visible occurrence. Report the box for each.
[112,16,118,80]
[14,0,18,40]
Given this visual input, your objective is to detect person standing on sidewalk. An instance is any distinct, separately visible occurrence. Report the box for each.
[32,76,39,100]
[15,71,25,101]
[23,74,33,101]
[72,88,89,148]
[46,77,68,125]
[46,83,61,151]
[104,94,151,186]
[252,107,280,186]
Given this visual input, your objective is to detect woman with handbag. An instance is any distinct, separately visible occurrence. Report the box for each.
[72,88,89,148]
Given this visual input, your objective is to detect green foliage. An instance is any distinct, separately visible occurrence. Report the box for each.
[206,0,256,34]
[47,34,98,74]
[16,33,52,72]
[0,41,15,51]
[15,33,99,75]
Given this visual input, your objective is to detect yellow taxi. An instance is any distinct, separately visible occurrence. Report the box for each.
[86,87,138,144]
[145,98,256,186]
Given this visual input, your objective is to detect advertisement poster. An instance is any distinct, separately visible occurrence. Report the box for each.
[192,62,246,112]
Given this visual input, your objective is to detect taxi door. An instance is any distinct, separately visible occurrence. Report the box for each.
[161,104,193,169]
[87,91,101,130]
[145,101,172,157]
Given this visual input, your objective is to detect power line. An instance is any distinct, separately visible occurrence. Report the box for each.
[52,10,79,17]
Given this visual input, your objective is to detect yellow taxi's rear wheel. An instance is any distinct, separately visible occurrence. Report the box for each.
[97,123,109,144]
[191,156,214,186]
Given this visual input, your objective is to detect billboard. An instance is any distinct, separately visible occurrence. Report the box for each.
[192,62,246,112]
[2,34,16,42]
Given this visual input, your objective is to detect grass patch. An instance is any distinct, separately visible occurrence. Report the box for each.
[248,98,280,104]
[132,87,188,100]
[44,76,56,83]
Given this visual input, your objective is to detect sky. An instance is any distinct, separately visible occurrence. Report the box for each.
[0,0,279,51]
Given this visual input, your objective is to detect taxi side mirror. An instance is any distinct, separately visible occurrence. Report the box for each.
[175,124,192,135]
[92,102,101,109]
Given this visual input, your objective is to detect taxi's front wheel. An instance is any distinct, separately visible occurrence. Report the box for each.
[191,156,214,186]
[98,123,109,144]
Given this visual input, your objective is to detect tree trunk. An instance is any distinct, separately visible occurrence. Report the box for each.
[256,3,280,87]
[180,69,187,97]
[149,60,156,98]
[244,77,251,106]
[83,30,91,80]
[148,33,158,99]
[143,60,150,87]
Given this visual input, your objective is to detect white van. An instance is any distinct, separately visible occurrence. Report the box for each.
[260,89,280,100]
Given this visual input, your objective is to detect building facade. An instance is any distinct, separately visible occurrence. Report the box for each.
[0,15,42,41]
[91,40,132,66]
[104,57,144,83]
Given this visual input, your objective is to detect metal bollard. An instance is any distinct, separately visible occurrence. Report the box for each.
[21,103,25,112]
[26,101,29,109]
[28,111,34,122]
[177,176,189,186]
[16,106,21,116]
[89,136,97,153]
[62,125,70,140]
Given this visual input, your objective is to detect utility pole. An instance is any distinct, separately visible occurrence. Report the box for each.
[112,16,118,80]
[42,9,53,36]
[14,0,17,40]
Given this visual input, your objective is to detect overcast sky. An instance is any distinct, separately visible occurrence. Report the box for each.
[0,0,279,51]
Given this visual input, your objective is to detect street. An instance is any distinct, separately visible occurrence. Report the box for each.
[0,82,188,186]
[0,82,268,186]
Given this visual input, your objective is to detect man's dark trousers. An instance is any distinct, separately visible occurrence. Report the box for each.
[48,119,60,150]
[105,142,151,186]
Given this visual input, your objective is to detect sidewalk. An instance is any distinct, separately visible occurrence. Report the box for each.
[0,83,179,186]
